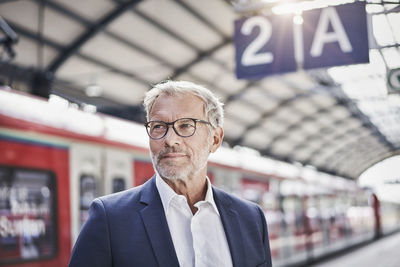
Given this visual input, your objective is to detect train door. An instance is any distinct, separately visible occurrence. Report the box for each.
[69,144,103,244]
[104,149,133,195]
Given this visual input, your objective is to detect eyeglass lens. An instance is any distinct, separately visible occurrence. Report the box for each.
[147,118,196,139]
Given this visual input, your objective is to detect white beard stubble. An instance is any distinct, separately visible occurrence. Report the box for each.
[151,138,211,182]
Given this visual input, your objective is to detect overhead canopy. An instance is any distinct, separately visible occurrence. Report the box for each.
[1,0,400,180]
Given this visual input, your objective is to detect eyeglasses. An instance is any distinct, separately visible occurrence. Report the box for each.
[144,118,211,140]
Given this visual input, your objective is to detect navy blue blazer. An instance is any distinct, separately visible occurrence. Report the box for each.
[69,177,272,267]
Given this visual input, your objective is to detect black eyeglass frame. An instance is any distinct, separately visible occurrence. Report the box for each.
[144,118,211,140]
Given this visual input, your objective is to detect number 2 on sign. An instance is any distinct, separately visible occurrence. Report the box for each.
[241,16,273,66]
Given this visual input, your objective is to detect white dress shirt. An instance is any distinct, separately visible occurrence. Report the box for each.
[155,174,233,267]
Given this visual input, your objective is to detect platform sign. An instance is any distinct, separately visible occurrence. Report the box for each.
[234,15,296,79]
[234,2,369,79]
[302,2,369,70]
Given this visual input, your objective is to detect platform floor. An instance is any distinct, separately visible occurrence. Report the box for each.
[311,231,400,267]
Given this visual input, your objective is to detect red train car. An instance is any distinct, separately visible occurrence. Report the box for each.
[0,88,399,267]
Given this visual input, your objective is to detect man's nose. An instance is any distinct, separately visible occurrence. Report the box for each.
[164,126,181,146]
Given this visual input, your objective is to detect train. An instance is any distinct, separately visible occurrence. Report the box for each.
[0,87,399,267]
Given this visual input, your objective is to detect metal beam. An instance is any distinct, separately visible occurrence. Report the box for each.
[324,136,387,172]
[259,142,353,180]
[335,95,397,150]
[41,0,178,69]
[334,148,388,179]
[111,0,260,107]
[230,89,320,147]
[173,0,228,38]
[0,61,37,85]
[42,0,239,98]
[44,0,244,102]
[48,0,143,72]
[45,0,242,107]
[326,135,377,169]
[9,22,150,85]
[328,143,380,173]
[120,0,233,71]
[310,126,390,163]
[36,0,92,26]
[170,39,231,79]
[268,106,334,146]
[352,151,399,179]
[223,134,353,180]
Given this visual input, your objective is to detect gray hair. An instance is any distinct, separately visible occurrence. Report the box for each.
[143,80,224,128]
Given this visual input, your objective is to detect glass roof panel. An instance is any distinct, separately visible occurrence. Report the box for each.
[372,14,396,46]
[52,0,115,22]
[80,33,172,82]
[387,12,400,43]
[136,0,223,51]
[107,12,197,66]
[0,0,39,34]
[43,7,86,44]
[241,87,280,112]
[223,117,247,140]
[382,47,400,69]
[243,128,274,148]
[225,101,262,124]
[182,0,237,36]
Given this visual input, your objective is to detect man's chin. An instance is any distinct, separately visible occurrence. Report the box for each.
[157,166,187,181]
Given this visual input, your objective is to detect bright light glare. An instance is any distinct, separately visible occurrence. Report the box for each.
[293,15,304,24]
[85,83,102,97]
[82,104,97,113]
[48,94,69,109]
[272,0,354,15]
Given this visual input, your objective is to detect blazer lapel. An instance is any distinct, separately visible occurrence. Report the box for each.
[139,177,179,267]
[213,187,246,267]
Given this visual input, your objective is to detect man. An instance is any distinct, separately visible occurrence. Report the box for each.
[69,80,272,267]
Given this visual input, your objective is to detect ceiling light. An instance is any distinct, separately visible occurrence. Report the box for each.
[85,83,102,97]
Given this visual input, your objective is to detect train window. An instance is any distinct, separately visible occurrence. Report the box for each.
[80,175,97,228]
[0,166,57,264]
[112,178,126,193]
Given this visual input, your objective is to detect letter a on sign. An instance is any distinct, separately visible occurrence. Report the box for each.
[303,2,369,69]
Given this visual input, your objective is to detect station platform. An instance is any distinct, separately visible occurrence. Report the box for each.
[310,231,400,267]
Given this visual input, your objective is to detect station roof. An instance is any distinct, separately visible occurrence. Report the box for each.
[1,0,400,180]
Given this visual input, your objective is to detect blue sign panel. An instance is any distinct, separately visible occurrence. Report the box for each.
[235,15,297,79]
[302,2,369,69]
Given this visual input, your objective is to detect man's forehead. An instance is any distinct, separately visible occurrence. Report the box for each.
[153,93,205,108]
[149,93,206,118]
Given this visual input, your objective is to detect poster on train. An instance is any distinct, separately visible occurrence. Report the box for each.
[0,167,57,264]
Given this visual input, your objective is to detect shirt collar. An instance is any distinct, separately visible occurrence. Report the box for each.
[155,173,176,214]
[155,173,220,216]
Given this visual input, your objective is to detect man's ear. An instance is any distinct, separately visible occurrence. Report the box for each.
[210,127,224,153]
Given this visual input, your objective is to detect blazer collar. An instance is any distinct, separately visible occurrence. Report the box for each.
[139,178,246,267]
[213,186,246,267]
[139,176,180,267]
